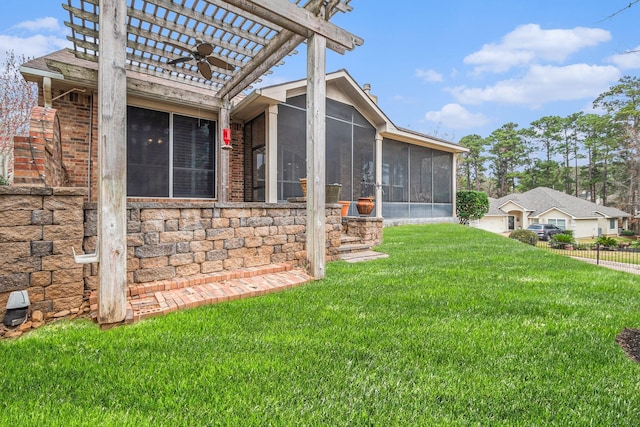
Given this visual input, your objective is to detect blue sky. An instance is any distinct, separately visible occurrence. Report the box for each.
[1,1,639,142]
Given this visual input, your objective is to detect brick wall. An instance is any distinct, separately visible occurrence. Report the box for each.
[13,107,70,187]
[0,186,86,318]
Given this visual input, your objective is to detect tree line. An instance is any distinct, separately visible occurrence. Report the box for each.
[458,75,640,216]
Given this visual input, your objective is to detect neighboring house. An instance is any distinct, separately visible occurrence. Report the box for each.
[475,187,631,238]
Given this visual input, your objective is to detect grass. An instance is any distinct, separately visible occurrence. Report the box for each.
[1,223,640,426]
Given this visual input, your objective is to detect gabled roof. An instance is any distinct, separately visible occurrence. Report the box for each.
[488,187,631,219]
[232,69,468,154]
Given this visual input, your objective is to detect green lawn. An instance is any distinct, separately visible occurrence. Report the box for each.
[1,223,640,426]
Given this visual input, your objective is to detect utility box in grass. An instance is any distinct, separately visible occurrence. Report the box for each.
[3,290,30,327]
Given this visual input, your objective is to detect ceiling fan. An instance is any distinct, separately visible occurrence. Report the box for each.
[167,42,234,80]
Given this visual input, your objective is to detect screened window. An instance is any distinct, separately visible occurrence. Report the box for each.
[244,114,266,201]
[277,96,375,203]
[127,106,216,198]
[382,139,453,219]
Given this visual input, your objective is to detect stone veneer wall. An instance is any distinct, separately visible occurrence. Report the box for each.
[82,201,343,289]
[342,216,384,247]
[0,186,86,318]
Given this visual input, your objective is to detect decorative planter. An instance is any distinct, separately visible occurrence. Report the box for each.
[325,184,342,204]
[338,201,351,216]
[356,197,374,216]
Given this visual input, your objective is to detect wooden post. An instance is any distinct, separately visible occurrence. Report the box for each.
[218,98,231,202]
[265,105,278,203]
[97,0,128,324]
[306,34,327,279]
[375,134,383,217]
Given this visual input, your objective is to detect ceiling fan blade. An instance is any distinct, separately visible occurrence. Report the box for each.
[167,56,192,65]
[206,56,234,71]
[196,42,213,56]
[197,61,213,80]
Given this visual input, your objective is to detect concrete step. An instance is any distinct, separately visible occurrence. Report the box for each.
[338,243,371,253]
[340,250,389,263]
[340,234,362,244]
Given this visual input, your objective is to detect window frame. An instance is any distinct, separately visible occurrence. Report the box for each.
[126,105,217,199]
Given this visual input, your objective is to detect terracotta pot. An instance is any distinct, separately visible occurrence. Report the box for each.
[356,197,374,216]
[299,178,307,197]
[338,200,351,216]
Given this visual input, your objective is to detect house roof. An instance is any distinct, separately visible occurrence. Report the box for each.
[488,187,631,219]
[60,0,362,101]
[232,69,469,154]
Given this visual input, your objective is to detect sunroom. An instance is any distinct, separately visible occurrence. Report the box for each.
[232,70,468,221]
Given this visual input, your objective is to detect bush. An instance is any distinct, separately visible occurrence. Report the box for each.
[596,236,618,249]
[562,229,573,237]
[0,175,8,185]
[550,233,575,249]
[621,230,636,237]
[456,190,489,225]
[509,229,537,246]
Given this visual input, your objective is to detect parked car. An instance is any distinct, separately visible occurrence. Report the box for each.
[527,223,564,241]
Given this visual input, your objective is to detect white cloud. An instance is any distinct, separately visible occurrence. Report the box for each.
[0,34,70,59]
[425,104,490,129]
[415,68,443,83]
[464,24,611,73]
[450,64,619,107]
[13,17,62,34]
[609,47,640,70]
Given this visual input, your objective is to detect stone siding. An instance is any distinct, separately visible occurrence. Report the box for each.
[342,216,384,247]
[0,186,86,318]
[83,201,342,288]
[0,186,348,319]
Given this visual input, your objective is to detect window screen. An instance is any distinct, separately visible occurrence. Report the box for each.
[127,106,216,198]
[127,106,170,197]
[173,115,215,198]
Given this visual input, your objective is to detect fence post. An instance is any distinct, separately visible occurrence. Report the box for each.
[596,244,600,265]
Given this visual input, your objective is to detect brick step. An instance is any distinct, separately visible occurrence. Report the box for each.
[90,263,313,324]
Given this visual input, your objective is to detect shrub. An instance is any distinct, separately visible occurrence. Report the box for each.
[621,230,636,237]
[550,233,575,249]
[562,229,573,237]
[596,236,618,249]
[0,175,8,185]
[509,229,537,246]
[456,190,489,225]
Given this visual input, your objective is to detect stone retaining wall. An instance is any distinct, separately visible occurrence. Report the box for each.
[0,186,355,319]
[82,201,342,289]
[342,216,384,247]
[0,186,86,317]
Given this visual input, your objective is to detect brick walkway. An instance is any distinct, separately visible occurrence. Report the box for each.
[90,263,313,324]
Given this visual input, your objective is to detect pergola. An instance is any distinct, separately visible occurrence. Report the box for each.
[63,0,362,324]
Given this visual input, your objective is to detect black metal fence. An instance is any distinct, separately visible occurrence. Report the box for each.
[535,240,640,275]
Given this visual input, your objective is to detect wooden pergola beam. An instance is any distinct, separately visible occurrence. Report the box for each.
[222,0,363,52]
[45,57,222,109]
